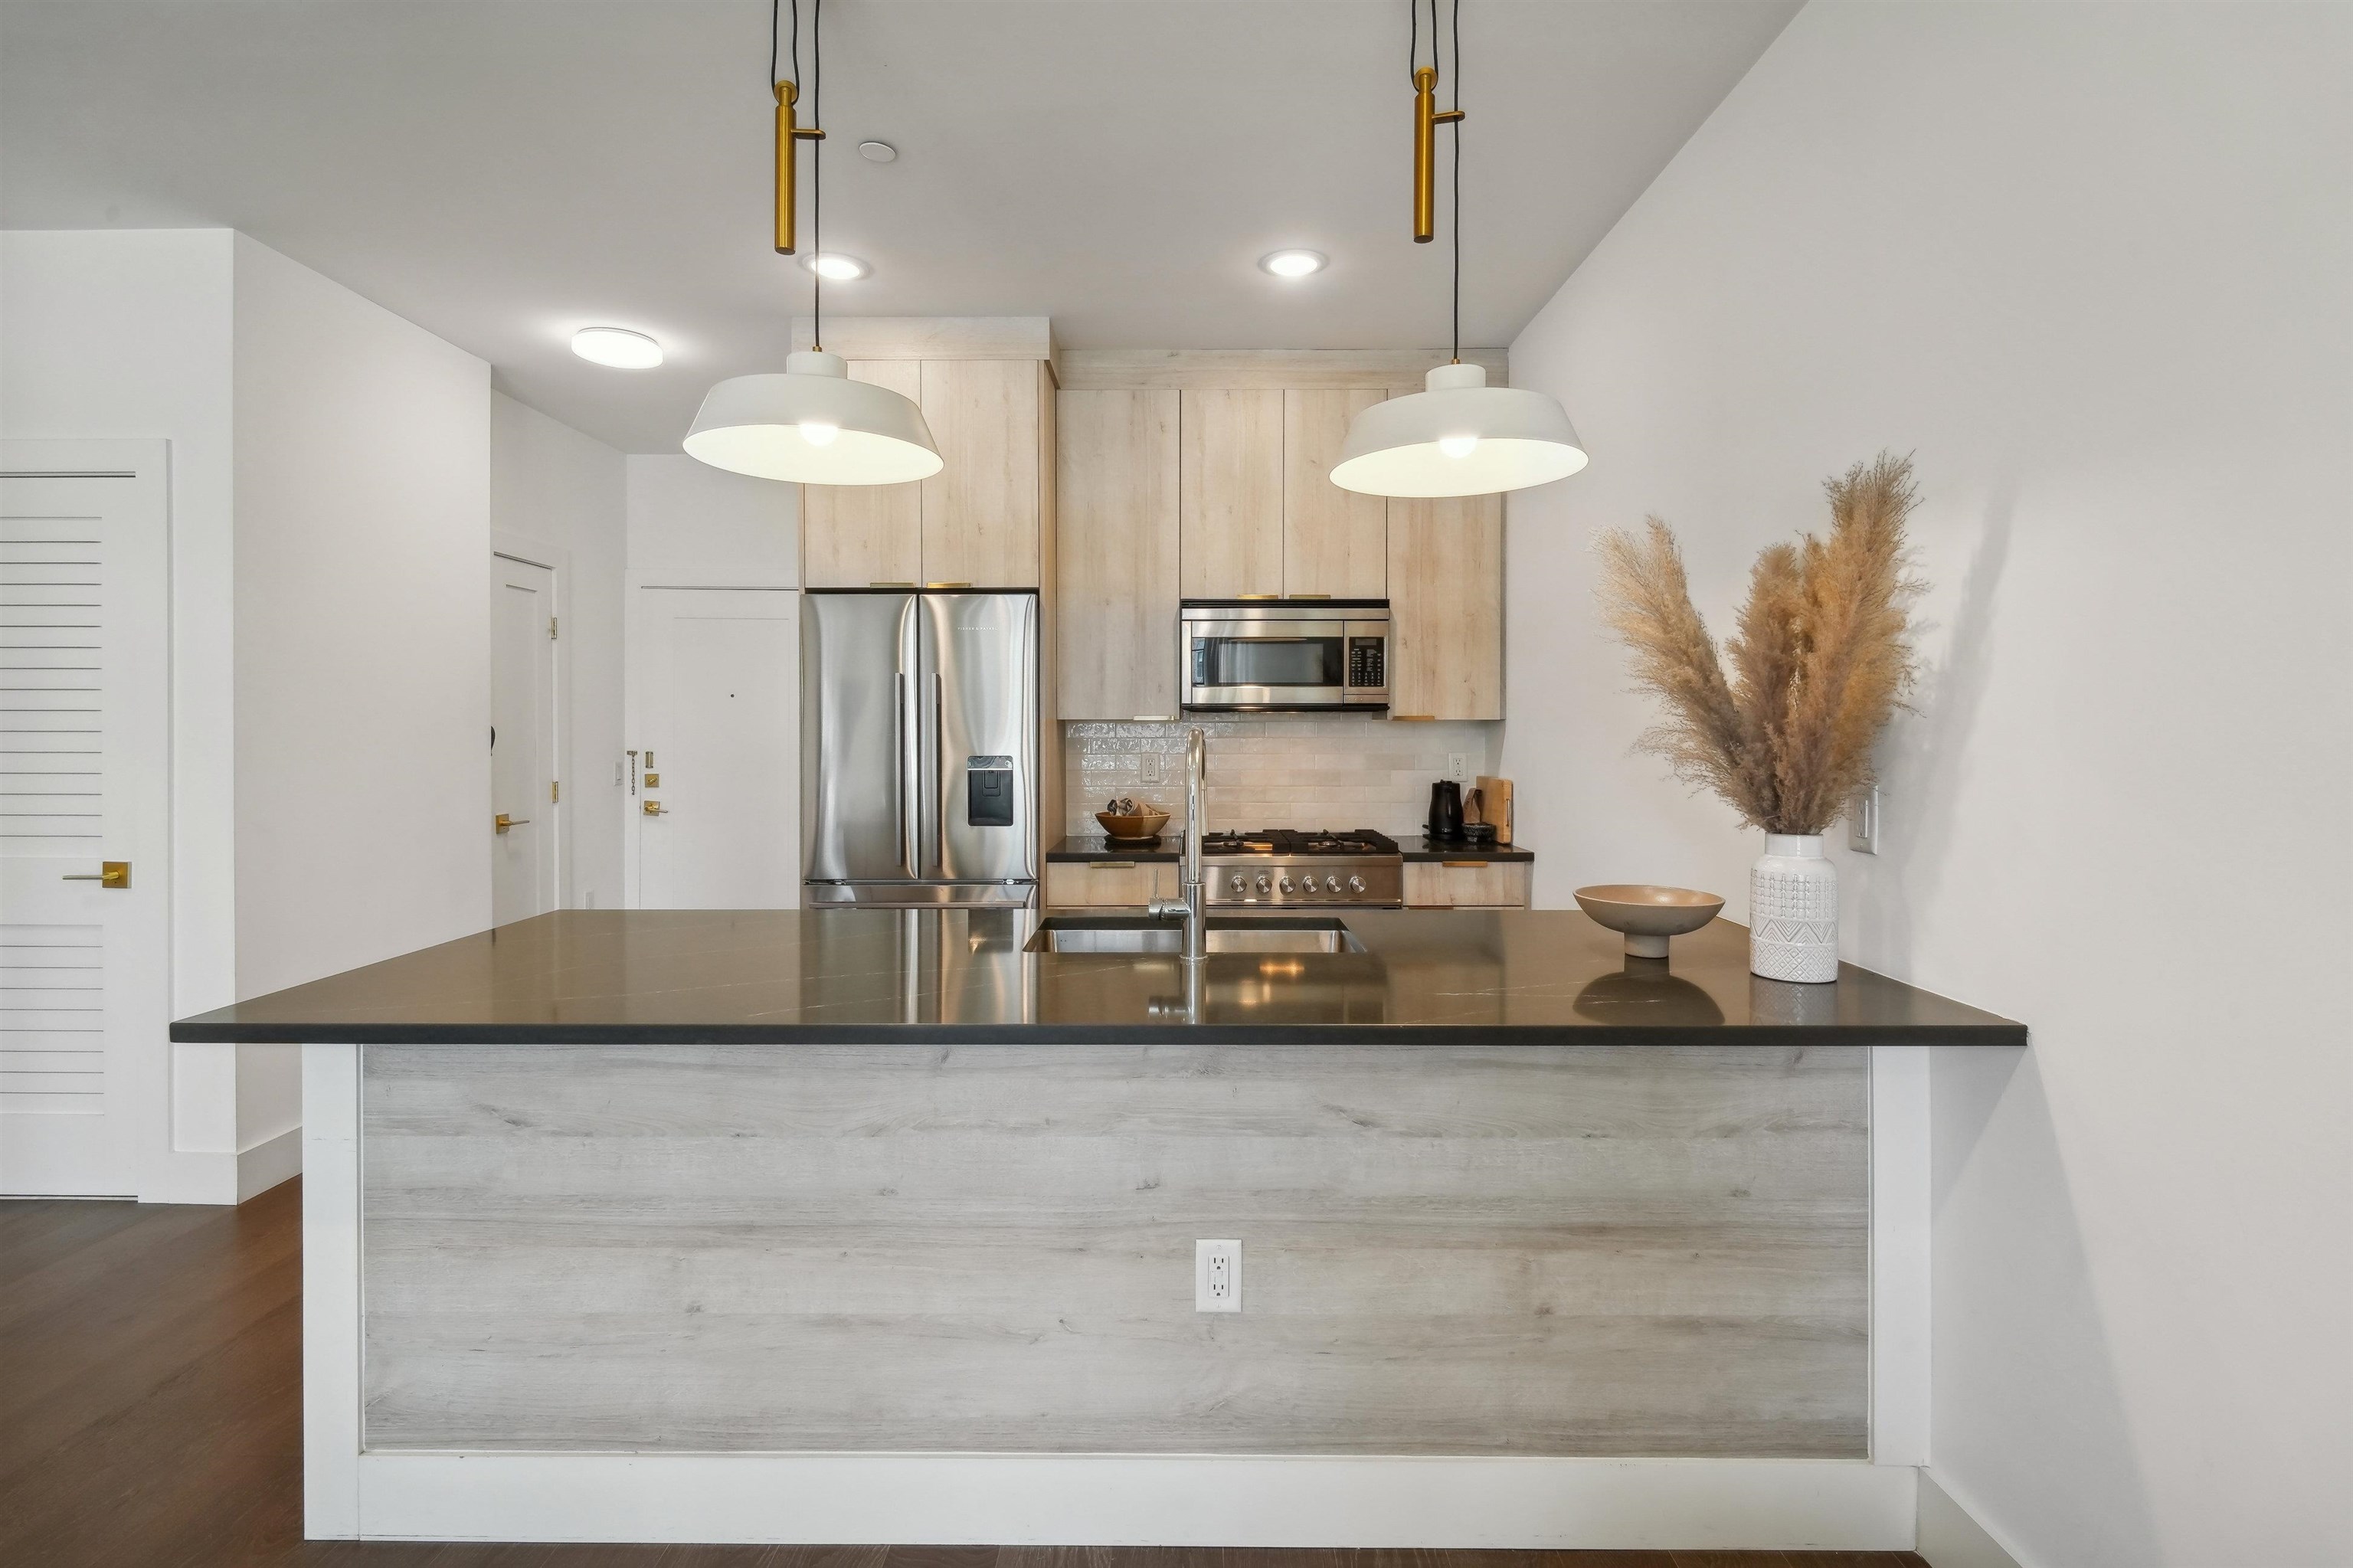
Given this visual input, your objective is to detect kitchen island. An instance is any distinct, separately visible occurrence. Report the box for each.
[174,908,2021,1550]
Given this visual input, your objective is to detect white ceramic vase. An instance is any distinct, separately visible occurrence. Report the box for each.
[1749,833,1839,983]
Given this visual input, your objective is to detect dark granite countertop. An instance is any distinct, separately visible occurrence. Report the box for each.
[171,908,2024,1047]
[1047,834,1534,864]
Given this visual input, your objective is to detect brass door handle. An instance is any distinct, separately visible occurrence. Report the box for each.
[61,861,130,889]
[494,814,532,834]
[643,800,666,816]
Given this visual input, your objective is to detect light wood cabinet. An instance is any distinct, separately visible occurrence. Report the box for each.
[800,360,924,588]
[1044,860,1176,908]
[1281,389,1386,599]
[1402,860,1530,908]
[1178,389,1284,599]
[920,359,1042,588]
[1387,493,1504,720]
[1057,390,1180,720]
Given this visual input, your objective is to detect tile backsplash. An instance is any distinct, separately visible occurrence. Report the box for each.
[1064,717,1497,839]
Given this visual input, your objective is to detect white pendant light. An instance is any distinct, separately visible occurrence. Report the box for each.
[685,0,939,486]
[686,352,941,483]
[1332,362,1585,497]
[1337,0,1586,499]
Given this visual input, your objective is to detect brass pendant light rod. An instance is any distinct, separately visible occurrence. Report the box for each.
[1410,0,1463,244]
[773,0,825,254]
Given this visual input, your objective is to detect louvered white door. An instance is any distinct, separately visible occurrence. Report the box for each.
[490,552,557,925]
[0,450,169,1196]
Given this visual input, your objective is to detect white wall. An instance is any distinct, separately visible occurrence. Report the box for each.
[0,228,246,1201]
[624,453,797,580]
[1500,5,2351,1565]
[490,391,627,908]
[231,234,490,1141]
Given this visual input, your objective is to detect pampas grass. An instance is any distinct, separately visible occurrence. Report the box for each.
[1596,453,1925,836]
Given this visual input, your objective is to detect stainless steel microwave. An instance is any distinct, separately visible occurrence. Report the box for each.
[1179,599,1389,712]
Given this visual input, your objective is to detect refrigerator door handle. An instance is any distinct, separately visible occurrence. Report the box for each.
[897,671,918,877]
[933,670,948,871]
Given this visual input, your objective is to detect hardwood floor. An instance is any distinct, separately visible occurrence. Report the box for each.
[0,1183,1926,1568]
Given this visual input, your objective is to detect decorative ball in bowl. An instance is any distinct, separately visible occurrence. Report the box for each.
[1095,807,1170,841]
[1572,885,1726,958]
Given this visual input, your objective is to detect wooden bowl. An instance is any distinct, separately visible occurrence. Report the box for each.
[1572,884,1725,958]
[1096,808,1170,842]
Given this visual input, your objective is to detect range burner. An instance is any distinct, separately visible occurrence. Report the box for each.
[1199,828,1400,857]
[1194,828,1404,908]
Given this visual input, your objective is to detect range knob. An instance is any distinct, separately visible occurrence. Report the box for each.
[1229,873,1247,894]
[1278,875,1296,895]
[1347,875,1366,894]
[1326,874,1346,893]
[1255,873,1272,895]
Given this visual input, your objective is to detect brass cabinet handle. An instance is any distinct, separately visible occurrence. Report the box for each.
[493,814,532,834]
[61,861,130,889]
[1442,860,1485,869]
[924,581,973,589]
[1091,860,1137,869]
[1393,714,1437,722]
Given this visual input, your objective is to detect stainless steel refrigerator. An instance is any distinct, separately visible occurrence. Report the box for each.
[801,589,1039,908]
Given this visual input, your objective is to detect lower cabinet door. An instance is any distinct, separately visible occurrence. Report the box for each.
[1045,861,1173,908]
[1403,860,1530,908]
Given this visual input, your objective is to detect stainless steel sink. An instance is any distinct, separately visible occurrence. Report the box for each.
[1026,916,1366,954]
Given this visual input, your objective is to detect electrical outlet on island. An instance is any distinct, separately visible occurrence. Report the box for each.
[1195,1239,1241,1312]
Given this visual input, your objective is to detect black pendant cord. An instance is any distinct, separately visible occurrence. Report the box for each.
[1449,0,1461,365]
[1411,0,1464,362]
[810,0,823,352]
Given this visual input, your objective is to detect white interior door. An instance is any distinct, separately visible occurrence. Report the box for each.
[1,452,169,1196]
[489,552,558,925]
[627,585,798,908]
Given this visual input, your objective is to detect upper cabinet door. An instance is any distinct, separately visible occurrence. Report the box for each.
[1281,389,1388,599]
[1387,493,1504,721]
[801,360,924,588]
[1056,390,1180,720]
[920,360,1041,588]
[1178,389,1283,599]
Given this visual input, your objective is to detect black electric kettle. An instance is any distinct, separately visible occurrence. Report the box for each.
[1427,780,1464,841]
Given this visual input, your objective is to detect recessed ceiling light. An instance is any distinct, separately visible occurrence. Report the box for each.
[1259,249,1327,279]
[800,252,871,281]
[857,140,898,163]
[571,327,663,368]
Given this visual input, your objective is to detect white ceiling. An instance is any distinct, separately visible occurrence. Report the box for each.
[0,1,1797,451]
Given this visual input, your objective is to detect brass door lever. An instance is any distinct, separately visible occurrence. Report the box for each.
[61,862,130,889]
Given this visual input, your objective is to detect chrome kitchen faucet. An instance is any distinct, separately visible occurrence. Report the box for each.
[1147,728,1209,964]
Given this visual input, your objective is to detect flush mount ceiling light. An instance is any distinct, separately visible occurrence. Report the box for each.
[571,326,663,368]
[857,139,897,162]
[800,251,870,280]
[1259,248,1327,279]
[1333,0,1586,499]
[686,0,940,486]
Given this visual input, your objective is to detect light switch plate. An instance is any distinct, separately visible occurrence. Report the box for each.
[1847,786,1880,854]
[1195,1239,1241,1312]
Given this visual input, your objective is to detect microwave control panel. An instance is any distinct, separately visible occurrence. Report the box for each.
[1347,637,1386,689]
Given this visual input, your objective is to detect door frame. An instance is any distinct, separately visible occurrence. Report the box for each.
[0,439,169,1199]
[622,567,797,909]
[490,532,568,912]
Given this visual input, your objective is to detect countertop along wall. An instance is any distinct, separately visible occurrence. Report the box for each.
[1500,5,2352,1564]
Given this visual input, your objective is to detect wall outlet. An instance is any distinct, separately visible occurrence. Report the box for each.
[1847,785,1880,854]
[1195,1239,1241,1313]
[1446,753,1471,784]
[1139,750,1163,785]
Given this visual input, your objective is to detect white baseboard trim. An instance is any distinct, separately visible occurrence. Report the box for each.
[346,1453,1916,1548]
[237,1126,303,1201]
[1918,1470,2026,1568]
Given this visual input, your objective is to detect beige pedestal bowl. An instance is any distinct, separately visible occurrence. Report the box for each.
[1572,885,1726,958]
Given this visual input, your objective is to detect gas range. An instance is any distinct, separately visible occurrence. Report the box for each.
[1196,828,1405,908]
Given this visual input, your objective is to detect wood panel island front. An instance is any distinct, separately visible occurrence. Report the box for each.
[172,908,2023,1552]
